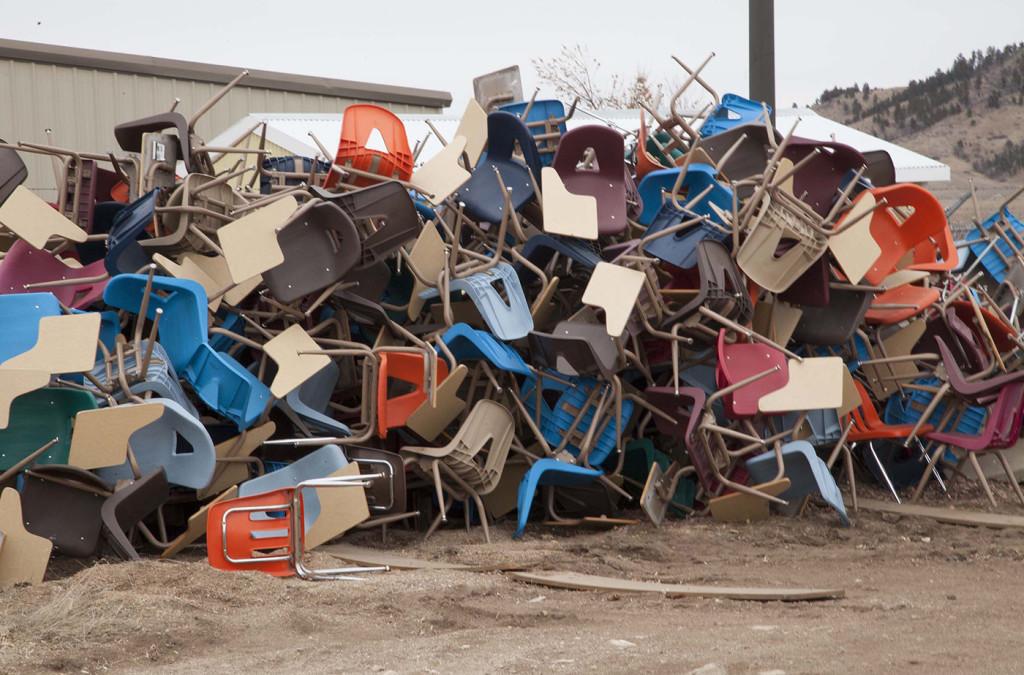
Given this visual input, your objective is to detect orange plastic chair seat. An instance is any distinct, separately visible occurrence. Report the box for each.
[862,184,957,285]
[865,285,940,325]
[206,487,298,577]
[323,104,413,189]
[376,352,450,437]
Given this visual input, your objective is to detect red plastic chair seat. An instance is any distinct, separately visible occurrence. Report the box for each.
[715,330,788,419]
[0,239,108,309]
[206,487,298,577]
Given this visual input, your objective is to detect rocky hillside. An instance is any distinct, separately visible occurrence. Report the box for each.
[812,44,1024,224]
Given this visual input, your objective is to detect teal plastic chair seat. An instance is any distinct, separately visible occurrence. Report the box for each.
[0,388,97,470]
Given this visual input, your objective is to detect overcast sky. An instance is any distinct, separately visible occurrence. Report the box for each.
[2,0,1022,110]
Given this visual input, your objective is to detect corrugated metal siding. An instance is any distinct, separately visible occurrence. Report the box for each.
[0,59,440,200]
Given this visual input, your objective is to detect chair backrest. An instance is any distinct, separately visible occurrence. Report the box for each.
[206,486,297,577]
[0,388,97,470]
[0,292,62,363]
[715,330,789,418]
[552,124,628,235]
[782,138,865,216]
[444,400,516,493]
[21,465,112,557]
[0,143,28,206]
[105,189,159,275]
[482,111,543,183]
[644,386,707,454]
[101,467,169,560]
[96,399,216,490]
[528,322,620,380]
[376,352,450,437]
[499,99,568,165]
[324,104,413,189]
[313,181,422,268]
[863,183,954,285]
[0,240,108,309]
[441,323,530,375]
[103,273,208,371]
[700,94,769,138]
[262,200,361,303]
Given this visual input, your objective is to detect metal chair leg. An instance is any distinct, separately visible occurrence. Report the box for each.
[867,442,901,504]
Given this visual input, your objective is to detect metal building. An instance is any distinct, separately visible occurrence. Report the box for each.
[0,38,452,199]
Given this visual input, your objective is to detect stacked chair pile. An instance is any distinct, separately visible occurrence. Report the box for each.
[0,55,1022,583]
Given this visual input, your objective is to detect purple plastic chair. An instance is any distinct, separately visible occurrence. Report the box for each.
[552,125,628,236]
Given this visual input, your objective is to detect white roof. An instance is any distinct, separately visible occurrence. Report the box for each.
[210,106,949,184]
[775,108,949,183]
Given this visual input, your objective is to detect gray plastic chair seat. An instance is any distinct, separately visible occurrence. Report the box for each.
[238,444,349,533]
[419,262,534,340]
[88,340,199,417]
[278,361,352,436]
[96,398,216,490]
[746,440,849,526]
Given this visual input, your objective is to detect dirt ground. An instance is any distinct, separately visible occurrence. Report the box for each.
[2,482,1024,675]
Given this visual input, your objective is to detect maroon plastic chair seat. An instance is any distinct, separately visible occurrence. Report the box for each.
[783,137,865,216]
[925,381,1024,452]
[553,125,628,236]
[936,336,1024,402]
[0,239,108,309]
[715,330,788,419]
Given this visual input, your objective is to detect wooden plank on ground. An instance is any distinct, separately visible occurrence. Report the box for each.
[858,499,1024,529]
[510,570,844,602]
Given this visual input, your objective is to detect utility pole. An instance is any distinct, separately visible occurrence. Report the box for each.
[749,0,776,122]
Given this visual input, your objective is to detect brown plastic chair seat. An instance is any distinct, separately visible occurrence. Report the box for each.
[263,200,361,302]
[344,446,407,516]
[791,288,872,346]
[552,125,628,236]
[0,141,28,206]
[310,181,421,269]
[21,465,113,557]
[101,468,169,560]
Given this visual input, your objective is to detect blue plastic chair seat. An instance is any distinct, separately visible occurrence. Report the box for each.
[514,458,603,538]
[96,398,216,489]
[745,440,849,526]
[419,262,534,341]
[439,323,530,375]
[456,112,542,224]
[105,189,158,275]
[965,209,1024,283]
[700,94,770,138]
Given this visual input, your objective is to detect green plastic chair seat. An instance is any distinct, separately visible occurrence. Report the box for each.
[0,388,97,470]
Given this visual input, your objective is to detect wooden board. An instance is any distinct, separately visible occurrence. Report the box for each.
[0,369,49,429]
[541,167,598,240]
[752,300,803,347]
[0,186,88,249]
[858,499,1024,529]
[198,421,276,500]
[758,357,844,413]
[218,195,297,283]
[305,463,370,549]
[709,478,791,523]
[582,262,645,337]
[838,367,862,418]
[860,319,927,400]
[829,191,880,285]
[0,488,52,587]
[880,269,930,290]
[160,486,239,558]
[413,136,470,205]
[1,313,101,374]
[183,252,261,306]
[453,99,488,167]
[510,570,844,602]
[406,223,447,320]
[264,324,331,399]
[68,402,164,469]
[406,364,468,441]
[322,542,526,571]
[153,253,223,312]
